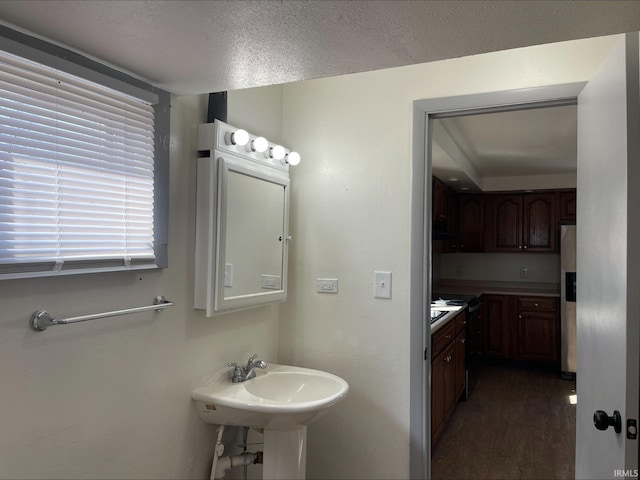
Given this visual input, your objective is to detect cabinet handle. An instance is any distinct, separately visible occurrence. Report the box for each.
[534,303,539,307]
[519,245,522,249]
[524,245,528,249]
[460,338,466,344]
[518,314,522,319]
[445,334,452,340]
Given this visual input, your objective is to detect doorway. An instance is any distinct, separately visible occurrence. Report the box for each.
[428,104,578,478]
[408,82,586,479]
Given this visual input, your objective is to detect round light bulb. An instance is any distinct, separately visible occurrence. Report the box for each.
[229,129,249,146]
[286,151,301,166]
[251,136,268,153]
[269,145,286,161]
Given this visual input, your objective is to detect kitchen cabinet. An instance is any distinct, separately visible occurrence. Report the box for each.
[557,189,577,224]
[514,296,559,363]
[491,195,523,252]
[431,311,466,446]
[454,331,466,399]
[489,192,556,253]
[433,176,448,225]
[454,310,467,399]
[523,193,556,252]
[431,341,452,445]
[483,294,559,364]
[482,294,510,359]
[458,194,485,252]
[445,187,459,252]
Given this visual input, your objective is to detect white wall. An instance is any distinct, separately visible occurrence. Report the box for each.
[0,86,283,479]
[278,35,617,479]
[438,253,560,284]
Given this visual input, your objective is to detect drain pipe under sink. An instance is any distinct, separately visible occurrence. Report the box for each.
[210,426,225,480]
[214,452,263,479]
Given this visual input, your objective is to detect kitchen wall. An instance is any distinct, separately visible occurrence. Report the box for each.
[437,253,560,284]
[0,86,283,479]
[278,35,617,479]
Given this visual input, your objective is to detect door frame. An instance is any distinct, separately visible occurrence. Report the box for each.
[409,82,586,479]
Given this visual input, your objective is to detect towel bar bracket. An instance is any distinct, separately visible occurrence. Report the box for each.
[30,295,174,332]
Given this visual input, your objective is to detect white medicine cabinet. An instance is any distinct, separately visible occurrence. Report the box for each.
[194,121,291,316]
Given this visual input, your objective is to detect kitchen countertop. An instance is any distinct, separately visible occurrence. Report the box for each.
[430,306,464,333]
[430,280,560,333]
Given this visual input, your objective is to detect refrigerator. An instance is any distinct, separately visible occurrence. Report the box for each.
[560,225,577,379]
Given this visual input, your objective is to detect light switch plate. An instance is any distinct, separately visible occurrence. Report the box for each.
[374,271,392,299]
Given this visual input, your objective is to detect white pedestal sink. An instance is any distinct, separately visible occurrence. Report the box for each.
[192,363,349,479]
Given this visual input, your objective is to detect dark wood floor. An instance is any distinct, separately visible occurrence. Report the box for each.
[431,362,576,480]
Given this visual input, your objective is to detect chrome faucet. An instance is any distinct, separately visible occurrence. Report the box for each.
[227,354,267,383]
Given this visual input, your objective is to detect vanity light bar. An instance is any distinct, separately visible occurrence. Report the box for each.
[212,122,301,167]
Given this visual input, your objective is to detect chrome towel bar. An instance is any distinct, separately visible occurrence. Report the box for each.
[30,295,174,332]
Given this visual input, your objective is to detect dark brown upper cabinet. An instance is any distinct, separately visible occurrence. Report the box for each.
[523,193,556,252]
[489,192,556,253]
[557,189,577,224]
[491,195,523,252]
[458,195,485,252]
[445,187,459,252]
[432,177,448,225]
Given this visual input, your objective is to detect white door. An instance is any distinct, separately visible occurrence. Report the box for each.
[576,32,640,478]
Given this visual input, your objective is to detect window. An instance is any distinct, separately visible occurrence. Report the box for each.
[0,26,169,279]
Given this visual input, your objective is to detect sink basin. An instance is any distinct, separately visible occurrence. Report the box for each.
[192,363,349,429]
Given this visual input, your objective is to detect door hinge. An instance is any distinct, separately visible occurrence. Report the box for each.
[627,419,637,440]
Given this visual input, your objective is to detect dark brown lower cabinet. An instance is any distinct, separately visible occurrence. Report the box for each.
[483,294,559,363]
[454,332,466,399]
[482,295,510,359]
[431,312,466,446]
[515,297,558,363]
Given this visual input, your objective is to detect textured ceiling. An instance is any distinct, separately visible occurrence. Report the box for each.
[0,1,639,94]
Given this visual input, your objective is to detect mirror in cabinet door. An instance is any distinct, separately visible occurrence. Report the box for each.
[194,121,294,316]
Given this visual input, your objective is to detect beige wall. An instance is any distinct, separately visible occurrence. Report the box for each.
[0,86,283,479]
[279,35,617,479]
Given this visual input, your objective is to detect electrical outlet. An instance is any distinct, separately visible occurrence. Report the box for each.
[317,278,338,294]
[520,268,528,279]
[455,265,464,278]
[261,274,281,289]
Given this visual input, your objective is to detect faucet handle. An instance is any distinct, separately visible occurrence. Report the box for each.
[246,354,259,365]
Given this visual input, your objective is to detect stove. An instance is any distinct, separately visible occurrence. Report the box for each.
[430,309,448,324]
[432,293,476,304]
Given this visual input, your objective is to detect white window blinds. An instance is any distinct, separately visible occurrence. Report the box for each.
[0,48,156,277]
